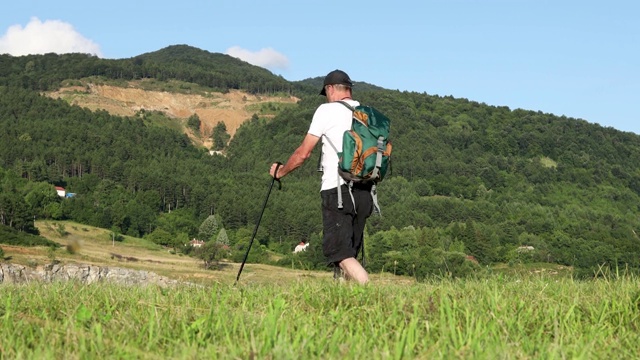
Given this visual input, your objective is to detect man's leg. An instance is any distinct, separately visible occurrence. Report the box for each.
[338,187,373,285]
[339,257,369,284]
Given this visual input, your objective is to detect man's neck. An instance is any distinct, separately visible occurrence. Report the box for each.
[330,92,352,102]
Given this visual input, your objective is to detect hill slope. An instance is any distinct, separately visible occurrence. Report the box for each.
[1,220,411,286]
[46,79,299,148]
[2,45,640,279]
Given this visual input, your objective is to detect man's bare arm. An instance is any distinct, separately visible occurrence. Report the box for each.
[270,133,320,179]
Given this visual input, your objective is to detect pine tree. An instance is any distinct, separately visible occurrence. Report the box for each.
[198,214,219,241]
[212,122,230,150]
[215,227,229,245]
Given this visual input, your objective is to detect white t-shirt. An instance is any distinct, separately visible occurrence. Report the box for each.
[307,100,360,191]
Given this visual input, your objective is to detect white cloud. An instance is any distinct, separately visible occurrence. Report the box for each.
[225,46,289,70]
[0,17,102,57]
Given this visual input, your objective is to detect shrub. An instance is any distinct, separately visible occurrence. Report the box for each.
[194,242,229,270]
[0,225,60,248]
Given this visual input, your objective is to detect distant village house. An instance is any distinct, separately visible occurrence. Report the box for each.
[517,245,535,252]
[55,186,76,198]
[189,239,205,248]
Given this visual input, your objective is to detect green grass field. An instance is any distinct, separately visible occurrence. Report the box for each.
[1,222,640,359]
[2,273,639,359]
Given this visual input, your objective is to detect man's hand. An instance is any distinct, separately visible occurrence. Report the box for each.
[269,162,282,179]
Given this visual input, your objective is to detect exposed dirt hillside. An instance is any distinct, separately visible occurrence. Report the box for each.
[46,81,299,149]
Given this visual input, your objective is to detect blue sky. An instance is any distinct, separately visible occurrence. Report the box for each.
[2,0,638,134]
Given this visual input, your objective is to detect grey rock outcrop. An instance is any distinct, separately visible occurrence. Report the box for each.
[0,262,180,287]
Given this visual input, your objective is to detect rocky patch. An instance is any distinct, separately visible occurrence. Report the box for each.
[0,263,180,287]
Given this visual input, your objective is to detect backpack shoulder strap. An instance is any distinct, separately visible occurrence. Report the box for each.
[335,100,355,112]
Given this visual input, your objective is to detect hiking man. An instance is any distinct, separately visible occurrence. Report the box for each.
[269,69,373,284]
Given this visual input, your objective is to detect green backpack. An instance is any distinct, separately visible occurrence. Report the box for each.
[336,101,392,183]
[322,101,392,214]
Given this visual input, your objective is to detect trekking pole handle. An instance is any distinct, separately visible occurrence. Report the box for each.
[272,162,283,189]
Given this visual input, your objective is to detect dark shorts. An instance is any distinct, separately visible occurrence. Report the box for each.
[320,184,374,264]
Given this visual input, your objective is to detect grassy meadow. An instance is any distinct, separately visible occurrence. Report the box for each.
[1,222,640,359]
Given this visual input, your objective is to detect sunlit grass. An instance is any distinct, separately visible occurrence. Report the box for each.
[3,221,639,358]
[2,273,639,359]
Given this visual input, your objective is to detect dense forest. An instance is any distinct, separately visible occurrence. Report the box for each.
[2,45,640,279]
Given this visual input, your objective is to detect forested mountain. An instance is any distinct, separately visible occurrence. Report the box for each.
[0,45,296,94]
[1,46,640,279]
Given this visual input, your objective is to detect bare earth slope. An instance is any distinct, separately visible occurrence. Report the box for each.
[47,81,299,149]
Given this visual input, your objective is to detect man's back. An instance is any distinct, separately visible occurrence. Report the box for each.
[308,100,360,191]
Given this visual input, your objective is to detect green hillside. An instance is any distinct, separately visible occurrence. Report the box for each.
[1,47,640,279]
[0,45,294,94]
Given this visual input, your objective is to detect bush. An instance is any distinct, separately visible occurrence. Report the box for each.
[66,240,80,254]
[413,249,481,280]
[0,225,60,248]
[194,242,230,270]
[55,223,69,237]
[146,228,174,247]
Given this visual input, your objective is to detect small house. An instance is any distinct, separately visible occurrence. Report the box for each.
[517,245,535,252]
[189,238,205,248]
[55,186,65,197]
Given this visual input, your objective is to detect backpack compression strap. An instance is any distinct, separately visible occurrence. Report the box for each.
[369,136,385,181]
[321,134,345,209]
[371,184,381,215]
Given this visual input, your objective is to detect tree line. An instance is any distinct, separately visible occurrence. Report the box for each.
[0,45,296,95]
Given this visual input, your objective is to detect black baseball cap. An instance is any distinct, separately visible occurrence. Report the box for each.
[319,69,353,95]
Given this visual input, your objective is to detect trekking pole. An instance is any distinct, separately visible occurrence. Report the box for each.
[235,163,282,285]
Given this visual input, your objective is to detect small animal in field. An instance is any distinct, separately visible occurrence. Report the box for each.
[293,242,309,253]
